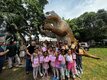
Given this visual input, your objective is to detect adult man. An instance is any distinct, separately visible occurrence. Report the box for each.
[0,34,9,73]
[6,41,20,68]
[26,41,36,74]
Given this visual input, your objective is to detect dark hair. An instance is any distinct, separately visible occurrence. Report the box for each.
[60,49,66,55]
[43,51,48,57]
[10,41,14,44]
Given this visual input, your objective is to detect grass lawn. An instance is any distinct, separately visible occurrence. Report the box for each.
[82,48,107,80]
[0,48,107,80]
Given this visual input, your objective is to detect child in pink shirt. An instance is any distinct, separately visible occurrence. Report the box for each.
[38,48,44,77]
[54,50,61,80]
[31,48,39,80]
[58,52,66,80]
[72,49,78,76]
[49,50,56,78]
[43,51,49,77]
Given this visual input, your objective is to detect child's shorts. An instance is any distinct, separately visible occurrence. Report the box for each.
[60,64,66,68]
[67,62,74,70]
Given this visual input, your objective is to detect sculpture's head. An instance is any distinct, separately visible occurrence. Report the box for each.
[44,11,61,22]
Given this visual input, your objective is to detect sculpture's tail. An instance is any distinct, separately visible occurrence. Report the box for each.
[80,48,100,59]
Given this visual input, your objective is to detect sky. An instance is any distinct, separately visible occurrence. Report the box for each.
[44,0,107,19]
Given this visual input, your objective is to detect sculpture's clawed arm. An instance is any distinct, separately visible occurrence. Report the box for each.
[40,25,56,37]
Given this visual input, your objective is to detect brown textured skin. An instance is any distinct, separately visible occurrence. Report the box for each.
[42,11,100,59]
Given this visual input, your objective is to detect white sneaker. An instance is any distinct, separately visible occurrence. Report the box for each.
[40,73,43,77]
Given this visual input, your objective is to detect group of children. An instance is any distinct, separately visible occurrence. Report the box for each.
[30,41,83,80]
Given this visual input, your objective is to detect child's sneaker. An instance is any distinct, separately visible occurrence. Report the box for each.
[56,77,59,80]
[40,73,43,77]
[75,74,81,79]
[52,76,56,80]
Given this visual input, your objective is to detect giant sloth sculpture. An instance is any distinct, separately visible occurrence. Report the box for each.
[41,11,100,59]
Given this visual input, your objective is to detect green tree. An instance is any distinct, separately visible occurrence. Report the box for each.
[65,9,107,42]
[0,0,48,43]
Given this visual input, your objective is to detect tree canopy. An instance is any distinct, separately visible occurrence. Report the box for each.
[66,9,107,42]
[0,0,48,43]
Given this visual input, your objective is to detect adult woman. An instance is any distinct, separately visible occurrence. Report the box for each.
[0,34,9,73]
